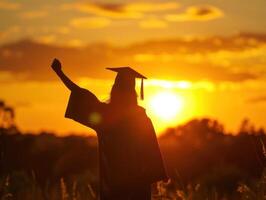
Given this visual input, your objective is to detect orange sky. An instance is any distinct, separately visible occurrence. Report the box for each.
[1,0,266,135]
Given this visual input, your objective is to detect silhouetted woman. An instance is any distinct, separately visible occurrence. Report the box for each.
[51,58,167,200]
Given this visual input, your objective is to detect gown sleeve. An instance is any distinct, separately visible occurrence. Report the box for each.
[64,87,102,130]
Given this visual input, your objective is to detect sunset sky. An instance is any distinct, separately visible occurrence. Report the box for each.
[1,0,266,135]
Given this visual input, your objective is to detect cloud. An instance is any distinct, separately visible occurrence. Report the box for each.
[166,5,223,22]
[126,2,179,13]
[139,18,168,29]
[215,70,258,82]
[0,48,22,59]
[66,39,84,48]
[247,96,266,104]
[33,34,57,44]
[0,1,21,10]
[70,17,110,29]
[19,10,48,19]
[0,26,21,42]
[1,33,266,83]
[61,2,179,19]
[128,33,266,55]
[133,52,258,82]
[56,26,70,35]
[61,2,140,19]
[0,71,15,83]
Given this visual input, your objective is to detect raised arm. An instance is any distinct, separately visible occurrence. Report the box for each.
[51,58,80,91]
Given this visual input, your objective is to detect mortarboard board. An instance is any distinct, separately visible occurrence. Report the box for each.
[106,67,147,100]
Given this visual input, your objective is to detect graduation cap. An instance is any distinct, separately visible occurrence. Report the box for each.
[106,67,147,100]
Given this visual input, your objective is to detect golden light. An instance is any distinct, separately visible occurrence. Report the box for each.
[148,91,184,121]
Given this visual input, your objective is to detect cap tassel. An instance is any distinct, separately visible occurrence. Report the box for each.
[140,78,144,100]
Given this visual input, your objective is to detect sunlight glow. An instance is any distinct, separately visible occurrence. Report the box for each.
[147,79,192,89]
[148,91,184,121]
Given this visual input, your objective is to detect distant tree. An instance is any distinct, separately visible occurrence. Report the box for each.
[0,99,18,134]
[0,100,5,128]
[239,118,255,135]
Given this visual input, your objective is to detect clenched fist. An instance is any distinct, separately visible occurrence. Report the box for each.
[51,58,62,73]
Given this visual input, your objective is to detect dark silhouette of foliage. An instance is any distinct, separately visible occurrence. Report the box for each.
[1,101,266,199]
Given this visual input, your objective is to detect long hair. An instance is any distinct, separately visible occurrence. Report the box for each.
[110,84,138,107]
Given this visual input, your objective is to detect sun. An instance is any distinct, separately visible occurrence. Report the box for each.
[148,91,184,121]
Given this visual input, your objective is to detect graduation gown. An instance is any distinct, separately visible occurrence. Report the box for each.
[65,87,167,195]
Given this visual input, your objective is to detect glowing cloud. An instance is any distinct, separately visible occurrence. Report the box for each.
[62,2,179,19]
[0,26,21,41]
[166,5,224,22]
[61,3,141,19]
[0,34,263,83]
[126,2,179,13]
[66,39,84,48]
[70,17,111,29]
[56,27,70,35]
[34,34,56,44]
[20,10,48,19]
[139,18,168,29]
[0,1,21,10]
